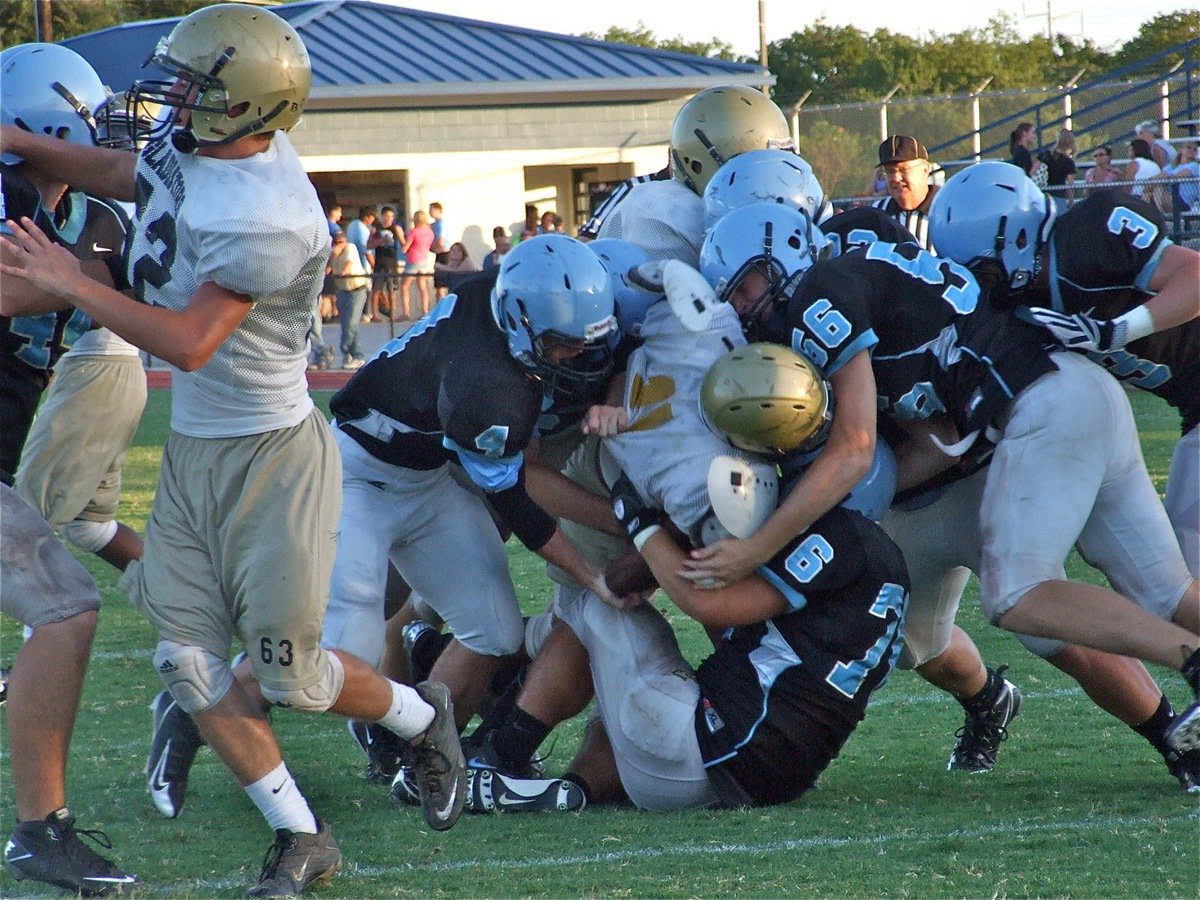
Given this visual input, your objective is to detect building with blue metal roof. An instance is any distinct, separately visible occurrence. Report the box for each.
[63,0,771,261]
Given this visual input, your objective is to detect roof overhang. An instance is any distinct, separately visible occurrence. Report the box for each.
[306,74,776,110]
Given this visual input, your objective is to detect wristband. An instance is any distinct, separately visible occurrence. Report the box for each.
[632,524,662,553]
[1113,305,1155,347]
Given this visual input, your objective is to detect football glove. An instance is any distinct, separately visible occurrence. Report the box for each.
[1019,306,1124,352]
[609,472,661,548]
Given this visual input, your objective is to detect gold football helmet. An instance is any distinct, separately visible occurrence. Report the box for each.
[132,3,311,148]
[670,85,793,195]
[700,342,831,456]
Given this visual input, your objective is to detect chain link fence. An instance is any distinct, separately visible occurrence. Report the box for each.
[792,74,1197,203]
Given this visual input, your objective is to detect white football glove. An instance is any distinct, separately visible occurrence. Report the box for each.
[1020,306,1124,352]
[662,259,722,332]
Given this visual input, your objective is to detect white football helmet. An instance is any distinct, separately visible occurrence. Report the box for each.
[699,202,826,338]
[702,149,830,231]
[928,160,1055,289]
[492,234,618,396]
[0,43,110,165]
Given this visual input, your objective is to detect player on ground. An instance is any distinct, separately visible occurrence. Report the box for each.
[0,42,138,896]
[0,6,464,894]
[463,342,907,811]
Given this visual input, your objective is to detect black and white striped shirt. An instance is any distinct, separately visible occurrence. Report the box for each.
[871,185,939,253]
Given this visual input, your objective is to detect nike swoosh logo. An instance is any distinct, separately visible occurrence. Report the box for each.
[92,243,113,253]
[271,780,287,794]
[496,792,544,808]
[150,741,173,793]
[431,779,459,821]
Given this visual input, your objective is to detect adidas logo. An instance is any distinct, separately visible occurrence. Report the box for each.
[158,660,179,673]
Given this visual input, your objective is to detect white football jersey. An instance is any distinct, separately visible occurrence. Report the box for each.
[604,299,746,532]
[595,179,705,267]
[128,132,327,437]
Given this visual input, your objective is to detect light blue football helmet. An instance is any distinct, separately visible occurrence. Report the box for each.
[928,160,1056,289]
[492,234,618,396]
[0,43,110,165]
[699,202,825,337]
[702,149,830,232]
[586,239,662,339]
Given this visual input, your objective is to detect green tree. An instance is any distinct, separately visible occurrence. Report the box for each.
[0,0,210,47]
[580,21,737,60]
[1111,11,1200,74]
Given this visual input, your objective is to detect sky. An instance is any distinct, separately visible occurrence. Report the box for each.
[379,0,1192,56]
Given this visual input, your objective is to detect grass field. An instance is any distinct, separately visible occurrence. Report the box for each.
[2,388,1198,898]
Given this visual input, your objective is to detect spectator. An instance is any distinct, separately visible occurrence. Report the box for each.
[1125,138,1164,206]
[1044,128,1077,210]
[482,226,512,268]
[345,205,375,289]
[1135,119,1175,170]
[1009,122,1047,188]
[400,209,435,319]
[520,204,539,241]
[429,201,449,258]
[538,210,558,234]
[865,164,888,199]
[434,241,478,298]
[325,203,343,237]
[367,205,403,321]
[1151,140,1200,213]
[1084,145,1122,191]
[872,134,939,251]
[327,230,370,369]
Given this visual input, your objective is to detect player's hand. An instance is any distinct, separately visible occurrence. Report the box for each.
[1019,306,1123,352]
[678,537,762,590]
[603,547,658,596]
[609,472,661,546]
[582,404,628,436]
[661,259,721,332]
[0,216,87,299]
[588,570,645,610]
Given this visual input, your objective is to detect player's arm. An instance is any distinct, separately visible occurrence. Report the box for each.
[523,456,624,537]
[0,216,249,369]
[680,348,876,587]
[639,526,788,629]
[0,127,136,202]
[1143,244,1200,333]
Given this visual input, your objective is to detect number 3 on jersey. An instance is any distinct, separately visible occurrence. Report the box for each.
[1105,206,1158,249]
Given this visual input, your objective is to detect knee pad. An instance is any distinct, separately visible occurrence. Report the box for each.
[259,650,345,713]
[154,641,234,714]
[1013,631,1067,659]
[61,519,117,554]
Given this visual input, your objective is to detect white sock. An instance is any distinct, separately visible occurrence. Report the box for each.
[376,679,434,740]
[245,762,318,834]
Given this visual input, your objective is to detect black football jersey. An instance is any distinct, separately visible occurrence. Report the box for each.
[330,271,543,478]
[1035,191,1199,433]
[821,206,918,257]
[694,507,909,806]
[773,243,1058,439]
[0,165,130,479]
